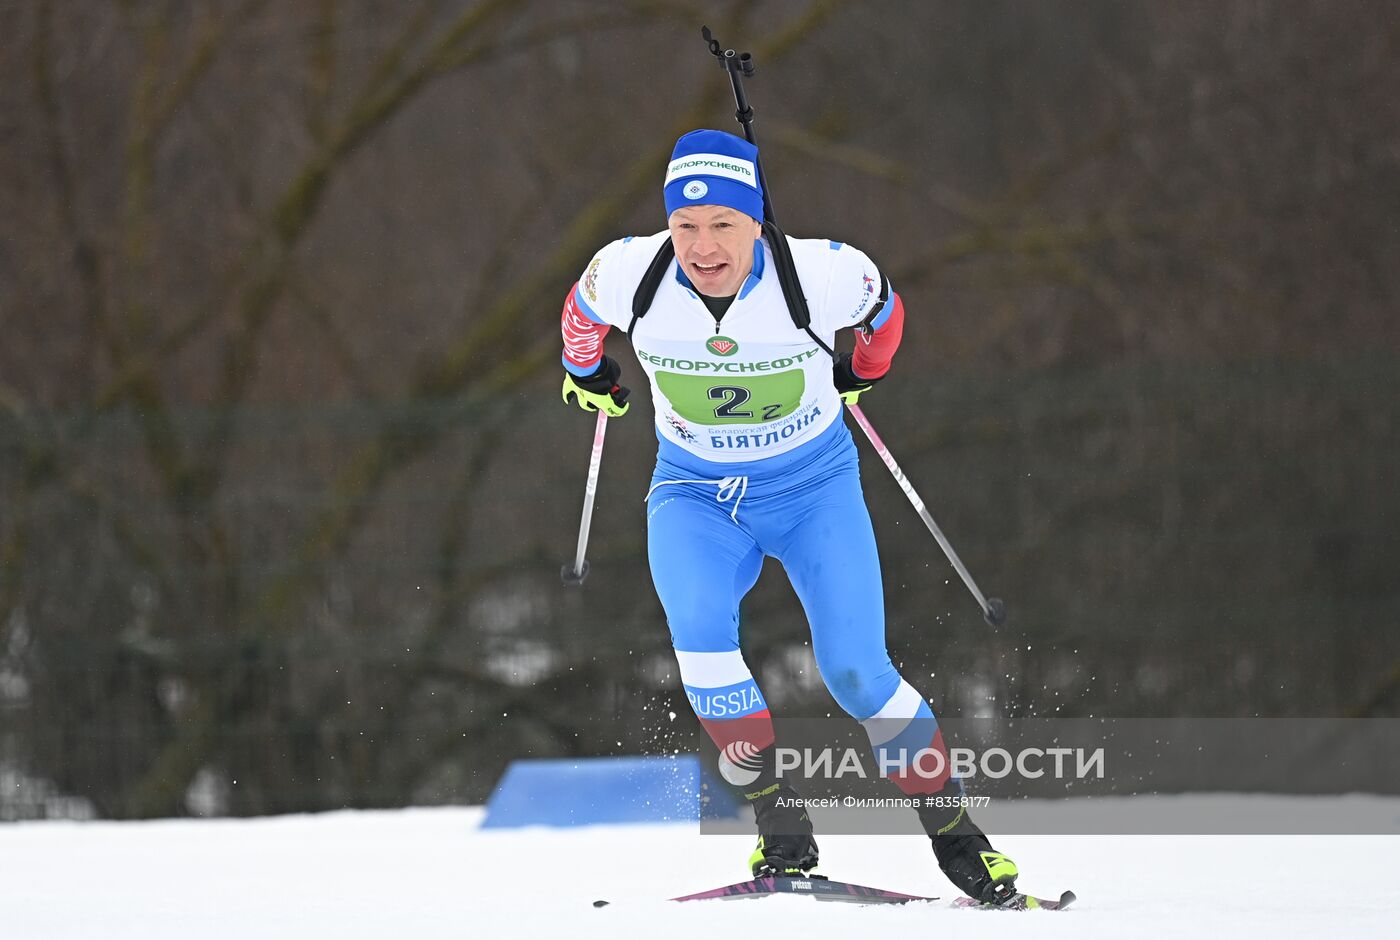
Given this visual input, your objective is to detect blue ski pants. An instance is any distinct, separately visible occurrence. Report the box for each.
[646,418,902,722]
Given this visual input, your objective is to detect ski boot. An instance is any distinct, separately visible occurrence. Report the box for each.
[932,831,1019,905]
[917,792,1018,905]
[747,784,819,877]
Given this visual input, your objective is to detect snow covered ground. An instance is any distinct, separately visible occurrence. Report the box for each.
[5,798,1400,939]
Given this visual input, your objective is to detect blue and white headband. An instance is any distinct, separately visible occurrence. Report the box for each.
[663,129,765,222]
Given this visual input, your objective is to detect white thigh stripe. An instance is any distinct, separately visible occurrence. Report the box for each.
[674,649,754,689]
[860,679,924,747]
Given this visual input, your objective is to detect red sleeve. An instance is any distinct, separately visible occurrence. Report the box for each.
[850,291,905,380]
[561,283,610,374]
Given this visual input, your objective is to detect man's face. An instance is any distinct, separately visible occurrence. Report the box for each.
[667,205,762,297]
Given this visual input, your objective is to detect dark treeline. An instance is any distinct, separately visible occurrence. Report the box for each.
[1,1,1396,819]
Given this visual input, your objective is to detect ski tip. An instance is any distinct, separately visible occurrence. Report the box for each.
[952,887,1077,911]
[592,900,610,908]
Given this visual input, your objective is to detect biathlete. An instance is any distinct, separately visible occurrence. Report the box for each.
[559,128,1020,905]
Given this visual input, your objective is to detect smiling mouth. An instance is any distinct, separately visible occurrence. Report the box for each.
[692,261,727,276]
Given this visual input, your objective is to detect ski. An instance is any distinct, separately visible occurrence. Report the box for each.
[592,874,937,907]
[951,889,1077,911]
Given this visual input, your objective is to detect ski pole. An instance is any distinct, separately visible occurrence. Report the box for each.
[561,408,608,586]
[846,402,1007,626]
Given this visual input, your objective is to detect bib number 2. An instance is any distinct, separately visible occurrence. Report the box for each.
[708,385,753,419]
[709,386,782,420]
[655,370,805,425]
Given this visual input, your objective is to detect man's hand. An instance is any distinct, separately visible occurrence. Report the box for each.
[833,352,880,405]
[562,356,631,417]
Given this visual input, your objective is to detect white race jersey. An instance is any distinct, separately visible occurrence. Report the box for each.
[572,231,885,463]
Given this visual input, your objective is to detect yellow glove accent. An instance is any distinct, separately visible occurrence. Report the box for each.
[839,387,871,406]
[562,373,629,417]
